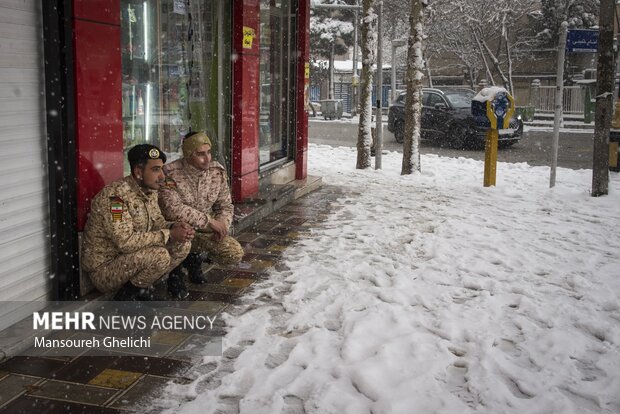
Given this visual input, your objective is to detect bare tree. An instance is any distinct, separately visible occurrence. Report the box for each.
[540,0,599,42]
[401,0,424,175]
[592,0,613,196]
[471,25,495,85]
[422,0,540,89]
[356,0,377,169]
[310,1,356,97]
[423,2,481,88]
[381,0,598,91]
[382,1,410,41]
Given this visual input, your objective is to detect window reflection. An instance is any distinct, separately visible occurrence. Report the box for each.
[121,1,157,159]
[121,0,230,174]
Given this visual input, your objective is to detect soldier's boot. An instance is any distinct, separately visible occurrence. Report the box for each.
[167,266,189,299]
[113,282,166,301]
[183,253,209,284]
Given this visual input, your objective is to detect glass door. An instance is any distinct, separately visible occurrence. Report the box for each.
[258,0,297,168]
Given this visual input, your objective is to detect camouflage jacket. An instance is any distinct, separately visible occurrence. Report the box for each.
[159,159,234,230]
[82,176,173,272]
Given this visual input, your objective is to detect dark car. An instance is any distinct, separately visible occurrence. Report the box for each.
[387,87,523,149]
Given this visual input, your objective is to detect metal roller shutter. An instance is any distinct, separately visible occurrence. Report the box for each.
[0,0,51,330]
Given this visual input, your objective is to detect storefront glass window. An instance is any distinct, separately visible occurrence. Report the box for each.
[259,0,297,167]
[120,1,158,161]
[121,1,231,174]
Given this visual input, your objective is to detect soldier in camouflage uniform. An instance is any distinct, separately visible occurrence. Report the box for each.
[159,131,244,282]
[82,144,195,300]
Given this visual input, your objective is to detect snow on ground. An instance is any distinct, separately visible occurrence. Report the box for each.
[154,145,620,414]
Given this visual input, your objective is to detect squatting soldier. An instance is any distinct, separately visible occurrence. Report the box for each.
[159,131,244,282]
[82,144,195,301]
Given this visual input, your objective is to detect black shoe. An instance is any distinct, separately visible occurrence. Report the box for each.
[167,269,189,299]
[183,253,209,284]
[113,282,166,301]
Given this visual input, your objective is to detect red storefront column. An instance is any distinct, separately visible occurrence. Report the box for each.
[73,0,123,230]
[295,0,310,180]
[231,0,260,202]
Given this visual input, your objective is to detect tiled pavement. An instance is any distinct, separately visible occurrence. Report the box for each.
[0,186,345,413]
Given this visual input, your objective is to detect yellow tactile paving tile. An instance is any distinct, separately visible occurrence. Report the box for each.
[27,379,119,406]
[240,259,274,272]
[186,300,227,314]
[150,331,190,346]
[268,244,289,252]
[88,368,141,389]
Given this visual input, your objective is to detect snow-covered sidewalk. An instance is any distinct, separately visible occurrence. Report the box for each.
[154,145,620,414]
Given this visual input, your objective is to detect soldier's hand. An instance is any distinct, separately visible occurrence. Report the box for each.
[208,218,228,241]
[170,222,195,243]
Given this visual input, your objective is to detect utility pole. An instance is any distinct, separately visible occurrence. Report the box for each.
[550,22,567,188]
[592,0,614,196]
[375,0,383,169]
[352,5,359,115]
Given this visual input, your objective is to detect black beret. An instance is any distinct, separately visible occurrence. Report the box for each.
[127,144,167,165]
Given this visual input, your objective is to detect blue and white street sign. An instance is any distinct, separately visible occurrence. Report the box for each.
[566,29,598,53]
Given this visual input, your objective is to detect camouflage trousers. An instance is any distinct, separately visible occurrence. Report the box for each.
[89,241,191,293]
[191,233,244,266]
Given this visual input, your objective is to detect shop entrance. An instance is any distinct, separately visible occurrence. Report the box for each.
[259,0,298,168]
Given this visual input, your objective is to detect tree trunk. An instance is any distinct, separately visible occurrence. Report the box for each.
[425,55,433,88]
[401,0,424,175]
[466,65,476,89]
[356,0,376,169]
[471,27,494,86]
[592,0,614,196]
[504,28,514,95]
[480,36,510,91]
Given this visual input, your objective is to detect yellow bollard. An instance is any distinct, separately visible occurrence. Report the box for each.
[483,129,498,187]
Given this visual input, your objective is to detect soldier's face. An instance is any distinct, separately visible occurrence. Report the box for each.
[136,159,165,190]
[188,144,212,171]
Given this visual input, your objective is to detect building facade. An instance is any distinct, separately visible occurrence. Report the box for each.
[0,0,310,329]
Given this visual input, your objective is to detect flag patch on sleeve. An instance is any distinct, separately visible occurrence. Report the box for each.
[165,177,177,188]
[110,196,124,221]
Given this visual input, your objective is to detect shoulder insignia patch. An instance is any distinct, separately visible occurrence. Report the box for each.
[110,196,124,221]
[165,177,177,188]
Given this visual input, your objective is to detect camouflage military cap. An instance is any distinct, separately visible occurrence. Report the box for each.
[182,132,212,157]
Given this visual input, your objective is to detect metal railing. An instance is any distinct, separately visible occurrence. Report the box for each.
[537,86,584,113]
[310,82,391,114]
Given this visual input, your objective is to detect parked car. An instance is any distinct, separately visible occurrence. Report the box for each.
[387,87,523,149]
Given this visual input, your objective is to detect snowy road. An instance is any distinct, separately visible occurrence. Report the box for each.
[153,145,620,414]
[309,119,595,170]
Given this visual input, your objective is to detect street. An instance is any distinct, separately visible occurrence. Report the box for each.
[309,119,595,170]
